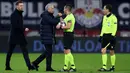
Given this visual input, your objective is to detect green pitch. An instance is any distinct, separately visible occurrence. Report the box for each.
[0,53,130,73]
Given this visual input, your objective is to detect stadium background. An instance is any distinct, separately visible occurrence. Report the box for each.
[0,0,130,53]
[0,0,130,73]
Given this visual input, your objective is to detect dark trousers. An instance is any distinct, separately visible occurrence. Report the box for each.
[6,44,32,68]
[33,44,52,69]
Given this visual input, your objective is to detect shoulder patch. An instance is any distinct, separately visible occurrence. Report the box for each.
[114,22,117,24]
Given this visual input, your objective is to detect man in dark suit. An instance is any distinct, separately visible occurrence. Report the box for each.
[5,0,35,71]
[32,4,60,71]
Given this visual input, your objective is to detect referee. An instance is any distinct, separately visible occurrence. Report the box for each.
[98,4,117,72]
[56,4,76,72]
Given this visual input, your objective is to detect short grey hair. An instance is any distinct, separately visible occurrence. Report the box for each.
[45,3,54,10]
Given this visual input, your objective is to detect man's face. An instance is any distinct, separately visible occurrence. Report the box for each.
[48,6,54,13]
[103,6,109,15]
[17,3,24,11]
[64,7,68,14]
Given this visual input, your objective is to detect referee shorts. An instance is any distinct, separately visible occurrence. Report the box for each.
[63,32,74,50]
[101,34,116,50]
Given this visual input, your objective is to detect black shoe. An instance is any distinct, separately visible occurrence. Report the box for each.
[5,67,13,71]
[98,68,107,72]
[32,62,39,71]
[69,68,76,72]
[108,66,115,72]
[59,68,68,72]
[46,68,56,71]
[28,66,36,71]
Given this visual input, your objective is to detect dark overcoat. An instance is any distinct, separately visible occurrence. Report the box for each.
[40,11,60,44]
[9,9,27,46]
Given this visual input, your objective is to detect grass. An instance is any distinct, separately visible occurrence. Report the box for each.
[0,53,130,73]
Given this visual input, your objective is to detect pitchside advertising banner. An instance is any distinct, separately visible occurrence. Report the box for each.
[0,0,130,30]
[0,0,130,53]
[0,36,130,53]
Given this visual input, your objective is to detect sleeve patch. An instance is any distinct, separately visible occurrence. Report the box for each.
[114,22,117,24]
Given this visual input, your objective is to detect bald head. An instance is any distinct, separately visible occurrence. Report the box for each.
[45,4,54,13]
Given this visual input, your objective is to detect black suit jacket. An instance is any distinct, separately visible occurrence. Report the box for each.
[9,9,27,46]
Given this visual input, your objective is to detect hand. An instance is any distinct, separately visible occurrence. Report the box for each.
[25,28,29,31]
[111,36,116,42]
[101,48,106,53]
[56,23,61,29]
[98,36,102,43]
[58,13,62,17]
[111,36,116,39]
[61,26,66,29]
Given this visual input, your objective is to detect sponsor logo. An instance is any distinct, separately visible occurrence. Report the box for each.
[73,0,103,28]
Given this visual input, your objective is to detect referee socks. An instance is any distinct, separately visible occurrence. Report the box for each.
[64,54,69,70]
[68,53,76,69]
[111,54,116,66]
[102,54,107,69]
[64,53,76,69]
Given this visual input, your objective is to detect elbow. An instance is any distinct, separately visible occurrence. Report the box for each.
[62,27,70,30]
[66,26,71,29]
[65,27,70,29]
[66,27,70,29]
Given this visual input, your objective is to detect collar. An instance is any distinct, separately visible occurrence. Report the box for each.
[45,11,53,15]
[15,9,23,14]
[106,13,112,17]
[66,12,72,15]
